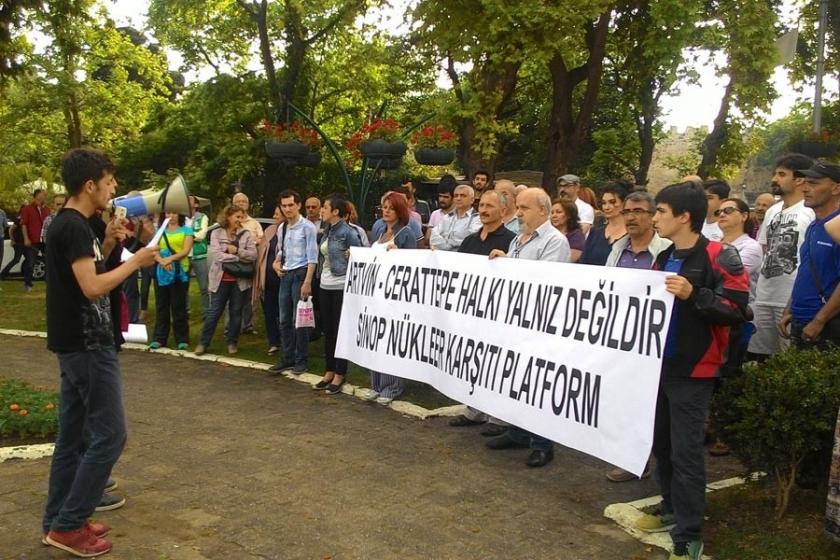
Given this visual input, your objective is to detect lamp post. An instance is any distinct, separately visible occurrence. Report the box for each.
[813,0,828,134]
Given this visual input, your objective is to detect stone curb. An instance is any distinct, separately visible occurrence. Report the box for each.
[0,329,464,461]
[603,474,764,558]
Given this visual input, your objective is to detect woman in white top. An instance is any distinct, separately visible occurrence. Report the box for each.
[717,198,763,303]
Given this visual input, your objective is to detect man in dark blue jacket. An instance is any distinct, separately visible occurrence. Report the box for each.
[636,182,750,560]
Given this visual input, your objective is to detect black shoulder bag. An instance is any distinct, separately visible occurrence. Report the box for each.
[221,230,255,278]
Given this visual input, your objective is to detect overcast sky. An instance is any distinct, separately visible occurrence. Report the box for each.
[105,0,836,132]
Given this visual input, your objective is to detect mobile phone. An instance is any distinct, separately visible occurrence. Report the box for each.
[114,206,127,221]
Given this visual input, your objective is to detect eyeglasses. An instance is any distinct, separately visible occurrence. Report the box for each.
[714,207,741,217]
[619,208,654,217]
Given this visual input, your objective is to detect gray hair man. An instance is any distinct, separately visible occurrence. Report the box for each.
[556,174,595,234]
[487,187,569,467]
[494,179,520,233]
[430,184,480,250]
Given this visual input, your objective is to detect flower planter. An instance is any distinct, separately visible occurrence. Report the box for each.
[300,151,322,168]
[366,156,402,170]
[414,147,455,166]
[360,139,406,160]
[265,140,308,162]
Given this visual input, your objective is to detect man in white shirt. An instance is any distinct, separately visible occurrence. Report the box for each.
[700,179,729,241]
[556,174,594,234]
[749,153,816,359]
[430,184,481,251]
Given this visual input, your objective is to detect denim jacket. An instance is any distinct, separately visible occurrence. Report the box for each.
[323,219,362,277]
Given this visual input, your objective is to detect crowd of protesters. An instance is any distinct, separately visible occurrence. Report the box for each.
[5,145,840,559]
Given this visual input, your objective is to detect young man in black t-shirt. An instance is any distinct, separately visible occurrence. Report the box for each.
[41,148,157,557]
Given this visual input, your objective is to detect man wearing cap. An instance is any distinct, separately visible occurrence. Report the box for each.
[557,174,595,234]
[778,161,840,349]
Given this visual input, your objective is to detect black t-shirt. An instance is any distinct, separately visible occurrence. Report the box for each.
[458,224,516,256]
[89,214,125,348]
[46,208,114,352]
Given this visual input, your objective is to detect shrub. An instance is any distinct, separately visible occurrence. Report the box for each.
[718,348,840,519]
[0,378,58,439]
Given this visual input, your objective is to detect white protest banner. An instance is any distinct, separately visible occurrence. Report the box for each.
[336,248,675,475]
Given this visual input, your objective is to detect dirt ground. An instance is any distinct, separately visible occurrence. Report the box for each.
[1,334,739,560]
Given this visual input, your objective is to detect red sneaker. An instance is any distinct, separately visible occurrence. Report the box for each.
[45,525,112,557]
[42,520,111,545]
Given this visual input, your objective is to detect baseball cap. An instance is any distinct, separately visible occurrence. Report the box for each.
[798,161,840,182]
[557,174,580,185]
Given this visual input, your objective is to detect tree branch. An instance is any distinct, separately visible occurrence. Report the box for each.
[235,0,256,18]
[305,1,363,45]
[446,54,464,104]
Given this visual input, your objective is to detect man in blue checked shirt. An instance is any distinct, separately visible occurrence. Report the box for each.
[269,189,318,374]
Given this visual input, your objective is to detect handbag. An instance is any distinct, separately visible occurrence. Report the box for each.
[295,297,315,329]
[221,230,255,278]
[156,233,189,286]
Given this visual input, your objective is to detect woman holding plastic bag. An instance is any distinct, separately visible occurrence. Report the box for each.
[366,191,416,405]
[150,212,194,350]
[311,195,362,395]
[194,204,257,355]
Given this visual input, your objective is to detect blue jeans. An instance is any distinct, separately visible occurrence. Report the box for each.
[200,281,245,347]
[278,267,310,368]
[43,348,127,533]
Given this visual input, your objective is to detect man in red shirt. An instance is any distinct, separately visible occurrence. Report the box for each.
[19,188,49,291]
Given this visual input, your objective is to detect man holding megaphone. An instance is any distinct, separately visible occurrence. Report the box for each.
[41,148,158,557]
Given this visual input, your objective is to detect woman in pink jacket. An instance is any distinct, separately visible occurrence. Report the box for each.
[194,204,257,355]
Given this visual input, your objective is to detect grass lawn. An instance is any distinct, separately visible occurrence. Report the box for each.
[705,480,840,560]
[0,278,455,410]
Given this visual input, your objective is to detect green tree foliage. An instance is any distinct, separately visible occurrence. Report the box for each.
[695,0,778,178]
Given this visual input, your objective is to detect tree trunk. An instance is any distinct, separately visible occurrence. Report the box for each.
[697,80,734,179]
[252,0,283,120]
[452,60,520,179]
[280,0,308,118]
[64,91,83,148]
[634,82,657,186]
[542,11,610,192]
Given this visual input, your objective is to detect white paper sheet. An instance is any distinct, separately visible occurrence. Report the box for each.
[122,323,148,344]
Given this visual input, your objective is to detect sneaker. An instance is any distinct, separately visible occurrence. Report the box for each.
[95,493,126,512]
[267,346,279,355]
[22,285,32,293]
[268,362,294,375]
[669,540,703,560]
[227,344,238,355]
[193,344,206,356]
[148,341,162,350]
[291,365,307,373]
[636,508,676,533]
[45,525,112,557]
[362,390,380,402]
[42,521,110,546]
[104,478,118,493]
[375,396,393,406]
[177,343,189,351]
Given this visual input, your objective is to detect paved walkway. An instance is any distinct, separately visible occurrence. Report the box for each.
[0,334,712,559]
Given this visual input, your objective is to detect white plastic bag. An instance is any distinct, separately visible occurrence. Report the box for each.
[295,297,315,329]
